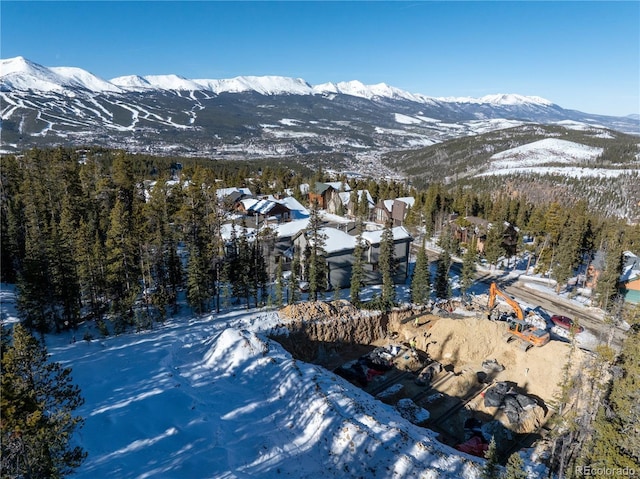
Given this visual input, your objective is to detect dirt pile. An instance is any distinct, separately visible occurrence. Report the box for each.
[279,300,362,321]
[417,317,588,403]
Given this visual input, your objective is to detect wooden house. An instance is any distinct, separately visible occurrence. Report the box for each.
[373,197,415,226]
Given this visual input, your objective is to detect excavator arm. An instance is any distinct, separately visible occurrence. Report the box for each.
[487,282,524,320]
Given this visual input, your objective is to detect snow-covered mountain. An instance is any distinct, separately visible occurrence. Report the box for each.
[1,56,638,160]
[1,56,548,104]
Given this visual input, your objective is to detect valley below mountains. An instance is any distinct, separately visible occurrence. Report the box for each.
[2,56,639,220]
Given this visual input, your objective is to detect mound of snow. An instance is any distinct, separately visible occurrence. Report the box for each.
[203,328,270,373]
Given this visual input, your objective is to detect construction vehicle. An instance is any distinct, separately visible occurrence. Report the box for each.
[487,282,525,321]
[487,282,550,351]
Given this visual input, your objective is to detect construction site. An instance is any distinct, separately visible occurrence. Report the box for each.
[272,290,597,464]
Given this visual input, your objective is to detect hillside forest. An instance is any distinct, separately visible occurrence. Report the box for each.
[1,146,640,477]
[2,146,639,334]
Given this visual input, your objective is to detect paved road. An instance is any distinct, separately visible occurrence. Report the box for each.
[476,272,627,352]
[421,246,628,351]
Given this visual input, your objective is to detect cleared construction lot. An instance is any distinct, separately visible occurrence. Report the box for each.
[273,301,593,461]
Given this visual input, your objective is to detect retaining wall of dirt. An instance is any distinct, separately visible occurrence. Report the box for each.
[272,301,428,363]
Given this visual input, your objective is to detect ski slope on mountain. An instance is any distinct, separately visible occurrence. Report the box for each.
[0,285,482,479]
[0,56,550,107]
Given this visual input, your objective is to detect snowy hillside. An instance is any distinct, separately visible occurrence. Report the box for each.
[2,56,638,169]
[0,285,483,479]
[477,138,640,179]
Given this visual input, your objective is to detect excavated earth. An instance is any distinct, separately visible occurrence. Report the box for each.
[271,300,594,458]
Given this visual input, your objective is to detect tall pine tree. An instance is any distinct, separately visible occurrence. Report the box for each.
[307,203,328,302]
[1,324,87,477]
[379,221,396,309]
[411,237,431,305]
[350,220,366,305]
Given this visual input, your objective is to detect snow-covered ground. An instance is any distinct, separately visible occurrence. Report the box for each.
[1,283,486,479]
[2,238,609,478]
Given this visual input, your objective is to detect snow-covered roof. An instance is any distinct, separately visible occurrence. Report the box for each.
[220,223,256,241]
[270,218,310,239]
[321,227,357,254]
[216,187,253,199]
[277,196,309,218]
[382,197,415,212]
[325,181,352,192]
[621,251,640,282]
[362,226,413,245]
[241,198,282,215]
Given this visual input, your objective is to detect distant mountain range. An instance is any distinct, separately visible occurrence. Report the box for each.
[1,56,638,164]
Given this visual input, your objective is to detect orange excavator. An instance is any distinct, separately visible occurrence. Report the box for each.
[487,282,550,351]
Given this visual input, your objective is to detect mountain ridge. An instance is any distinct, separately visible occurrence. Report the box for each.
[1,56,558,108]
[1,56,638,164]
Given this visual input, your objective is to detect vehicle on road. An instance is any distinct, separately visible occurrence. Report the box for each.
[550,315,584,333]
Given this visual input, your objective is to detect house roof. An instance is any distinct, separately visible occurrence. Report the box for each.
[621,251,640,282]
[217,187,253,200]
[362,226,413,245]
[220,223,256,242]
[313,182,334,195]
[325,181,352,192]
[278,196,309,219]
[321,227,357,254]
[240,198,288,215]
[381,197,415,212]
[270,218,310,239]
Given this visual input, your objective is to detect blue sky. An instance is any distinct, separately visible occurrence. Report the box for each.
[1,1,638,116]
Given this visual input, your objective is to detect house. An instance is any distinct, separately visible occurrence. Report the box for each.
[308,183,338,210]
[361,226,413,284]
[238,198,292,225]
[216,187,254,209]
[338,190,375,218]
[373,197,415,226]
[449,217,518,255]
[292,225,413,290]
[620,251,640,304]
[452,216,489,253]
[499,222,520,257]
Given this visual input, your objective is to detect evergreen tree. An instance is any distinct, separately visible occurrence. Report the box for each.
[357,191,370,219]
[411,237,431,305]
[307,203,327,301]
[350,220,366,305]
[434,250,451,300]
[1,324,87,477]
[480,436,500,479]
[379,221,396,309]
[588,314,640,468]
[349,190,359,218]
[289,247,301,304]
[231,224,253,308]
[594,232,625,311]
[105,197,140,326]
[503,452,527,479]
[186,244,209,314]
[460,240,477,300]
[484,223,503,269]
[274,257,284,307]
